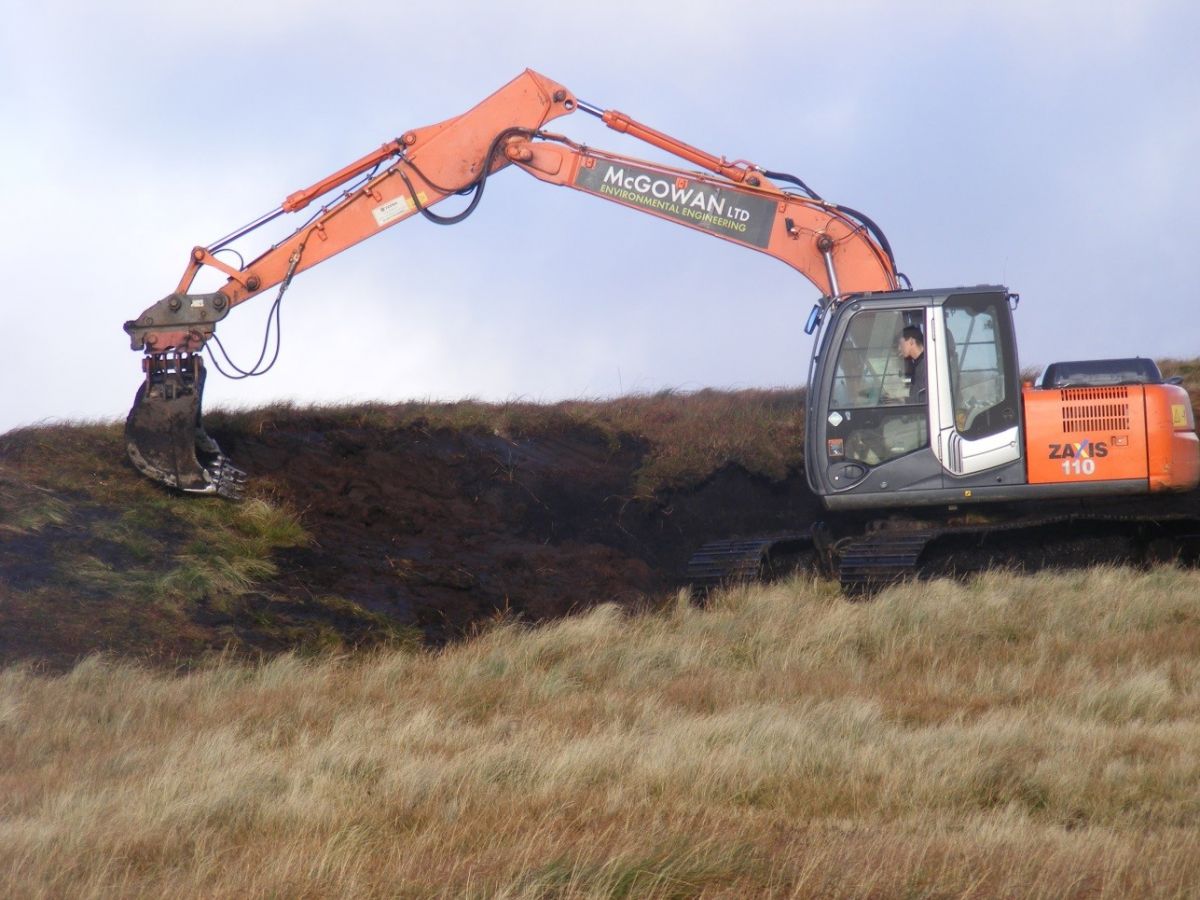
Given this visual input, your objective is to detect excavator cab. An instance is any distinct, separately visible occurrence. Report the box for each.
[806,286,1025,511]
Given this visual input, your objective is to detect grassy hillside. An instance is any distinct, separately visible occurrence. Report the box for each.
[3,567,1199,897]
[0,421,411,666]
[2,372,1199,896]
[0,390,813,668]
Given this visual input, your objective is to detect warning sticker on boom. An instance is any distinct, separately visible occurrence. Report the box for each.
[372,192,428,227]
[574,159,776,249]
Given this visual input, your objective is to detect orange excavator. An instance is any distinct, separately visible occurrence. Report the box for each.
[124,69,1200,586]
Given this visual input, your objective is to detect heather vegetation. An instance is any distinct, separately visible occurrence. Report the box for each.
[3,567,1200,897]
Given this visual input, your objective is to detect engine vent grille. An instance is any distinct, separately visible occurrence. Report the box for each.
[1060,386,1130,433]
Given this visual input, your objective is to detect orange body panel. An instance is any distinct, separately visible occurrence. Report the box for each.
[1022,384,1200,491]
[1144,383,1200,491]
[1023,385,1149,484]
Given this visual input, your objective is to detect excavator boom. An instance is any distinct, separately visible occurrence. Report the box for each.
[124,69,898,497]
[506,134,897,296]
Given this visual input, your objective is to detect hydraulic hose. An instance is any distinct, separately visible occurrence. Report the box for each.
[397,127,536,226]
[762,169,822,201]
[762,170,899,279]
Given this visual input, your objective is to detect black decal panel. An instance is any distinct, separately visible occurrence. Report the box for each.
[574,159,776,249]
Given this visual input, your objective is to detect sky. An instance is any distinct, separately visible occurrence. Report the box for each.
[2,1,1198,435]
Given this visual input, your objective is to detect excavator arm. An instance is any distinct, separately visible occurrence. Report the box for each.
[125,70,581,356]
[123,69,899,497]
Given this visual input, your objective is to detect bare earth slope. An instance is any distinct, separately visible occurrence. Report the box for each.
[0,391,819,668]
[219,411,818,638]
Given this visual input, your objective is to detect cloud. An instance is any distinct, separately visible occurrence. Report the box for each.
[1,1,1197,435]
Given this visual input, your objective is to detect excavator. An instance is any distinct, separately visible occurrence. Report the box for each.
[124,69,1200,588]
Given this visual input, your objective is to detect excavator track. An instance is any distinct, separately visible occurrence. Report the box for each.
[830,507,1200,593]
[687,502,1200,596]
[686,532,814,589]
[834,529,936,592]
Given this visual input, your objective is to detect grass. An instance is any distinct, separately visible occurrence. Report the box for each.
[1,370,1197,892]
[151,498,310,604]
[0,421,408,664]
[58,496,310,607]
[3,565,1199,897]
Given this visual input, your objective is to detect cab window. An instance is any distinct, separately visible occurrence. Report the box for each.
[827,308,928,466]
[831,309,916,408]
[942,294,1018,439]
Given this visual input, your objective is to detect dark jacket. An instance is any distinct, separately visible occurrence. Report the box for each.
[909,353,927,402]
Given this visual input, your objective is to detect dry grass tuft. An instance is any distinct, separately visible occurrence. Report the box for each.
[3,565,1200,897]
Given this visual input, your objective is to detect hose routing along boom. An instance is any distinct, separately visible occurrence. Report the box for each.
[121,69,897,498]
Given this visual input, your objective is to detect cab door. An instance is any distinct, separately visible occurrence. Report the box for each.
[933,292,1023,478]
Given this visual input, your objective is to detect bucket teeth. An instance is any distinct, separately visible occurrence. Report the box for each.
[201,455,248,500]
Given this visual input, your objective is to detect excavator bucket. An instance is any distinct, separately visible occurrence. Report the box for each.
[124,355,246,498]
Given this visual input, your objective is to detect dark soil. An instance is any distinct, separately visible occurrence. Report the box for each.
[0,412,822,669]
[216,418,821,643]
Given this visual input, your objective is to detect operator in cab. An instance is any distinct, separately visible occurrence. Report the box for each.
[898,325,926,402]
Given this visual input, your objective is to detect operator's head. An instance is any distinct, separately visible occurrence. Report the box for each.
[898,325,924,360]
